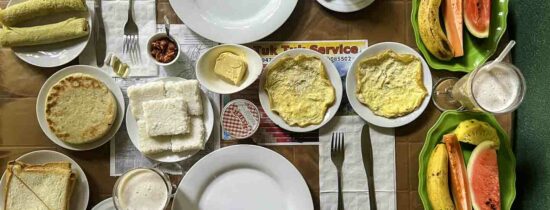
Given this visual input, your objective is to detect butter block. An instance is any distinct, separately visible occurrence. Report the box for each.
[213,52,247,85]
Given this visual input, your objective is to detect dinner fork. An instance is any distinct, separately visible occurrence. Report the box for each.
[330,132,345,210]
[123,0,140,64]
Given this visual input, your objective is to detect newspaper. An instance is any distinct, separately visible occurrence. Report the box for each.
[222,40,368,145]
[109,24,220,176]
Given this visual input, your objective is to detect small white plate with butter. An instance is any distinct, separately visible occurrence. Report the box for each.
[196,44,263,94]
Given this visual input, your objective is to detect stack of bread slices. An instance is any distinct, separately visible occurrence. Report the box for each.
[128,80,206,155]
[4,161,76,210]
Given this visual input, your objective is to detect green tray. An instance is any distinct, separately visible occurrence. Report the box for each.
[410,0,509,72]
[418,111,516,209]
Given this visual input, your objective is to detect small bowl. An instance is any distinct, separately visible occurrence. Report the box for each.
[196,44,262,94]
[147,32,181,66]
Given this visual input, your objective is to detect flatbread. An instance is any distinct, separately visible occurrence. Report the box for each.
[45,73,117,144]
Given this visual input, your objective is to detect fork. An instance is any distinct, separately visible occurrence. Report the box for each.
[330,132,345,210]
[123,0,140,64]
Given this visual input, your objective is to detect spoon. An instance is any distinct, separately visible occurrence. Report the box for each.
[164,15,171,37]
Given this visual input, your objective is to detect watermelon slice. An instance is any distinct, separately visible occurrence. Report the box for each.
[468,141,501,210]
[443,0,464,57]
[464,0,491,38]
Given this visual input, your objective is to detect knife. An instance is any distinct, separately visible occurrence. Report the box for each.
[361,124,377,210]
[94,0,106,67]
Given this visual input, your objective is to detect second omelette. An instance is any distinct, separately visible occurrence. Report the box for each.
[264,55,335,127]
[355,50,427,118]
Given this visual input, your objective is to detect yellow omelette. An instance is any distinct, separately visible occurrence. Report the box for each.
[264,55,335,127]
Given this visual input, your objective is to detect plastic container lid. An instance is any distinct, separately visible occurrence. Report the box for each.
[221,99,260,139]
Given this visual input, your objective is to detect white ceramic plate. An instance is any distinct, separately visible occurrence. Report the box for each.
[7,0,92,68]
[317,0,375,13]
[172,145,313,210]
[0,150,90,210]
[259,48,343,133]
[346,42,433,128]
[92,197,114,210]
[196,44,263,94]
[125,77,215,163]
[168,0,297,44]
[36,65,125,150]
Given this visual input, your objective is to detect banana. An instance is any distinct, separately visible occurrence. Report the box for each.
[418,0,454,61]
[426,144,455,210]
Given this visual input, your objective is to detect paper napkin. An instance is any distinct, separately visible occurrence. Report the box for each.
[319,115,396,210]
[80,0,158,77]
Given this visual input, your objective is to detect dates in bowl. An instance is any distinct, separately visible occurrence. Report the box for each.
[147,33,180,66]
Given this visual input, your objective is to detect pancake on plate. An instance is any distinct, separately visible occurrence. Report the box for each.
[264,55,335,127]
[355,50,427,118]
[45,73,116,144]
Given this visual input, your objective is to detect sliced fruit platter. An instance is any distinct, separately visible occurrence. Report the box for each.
[418,111,516,210]
[411,0,509,72]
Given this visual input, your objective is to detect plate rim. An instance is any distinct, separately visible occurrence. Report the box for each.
[7,0,92,68]
[36,65,125,151]
[258,48,344,133]
[168,0,297,44]
[345,42,432,128]
[316,0,375,13]
[0,150,90,210]
[125,77,215,163]
[172,144,314,210]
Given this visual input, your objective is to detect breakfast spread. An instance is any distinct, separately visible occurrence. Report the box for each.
[128,80,205,155]
[45,73,116,144]
[354,50,427,118]
[114,169,169,210]
[426,119,503,210]
[214,52,247,85]
[264,55,335,127]
[0,17,89,47]
[4,161,76,210]
[0,0,87,26]
[150,37,178,63]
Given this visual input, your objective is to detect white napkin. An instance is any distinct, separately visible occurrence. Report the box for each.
[319,116,396,210]
[80,0,158,77]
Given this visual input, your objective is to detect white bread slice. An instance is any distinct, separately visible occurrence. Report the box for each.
[165,80,203,116]
[4,170,51,210]
[171,116,205,152]
[10,161,72,210]
[127,81,166,119]
[143,98,190,136]
[137,120,171,154]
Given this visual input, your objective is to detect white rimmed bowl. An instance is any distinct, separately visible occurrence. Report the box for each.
[147,32,181,66]
[196,44,263,94]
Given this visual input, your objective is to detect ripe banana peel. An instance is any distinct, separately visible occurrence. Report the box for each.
[427,144,455,210]
[418,0,454,61]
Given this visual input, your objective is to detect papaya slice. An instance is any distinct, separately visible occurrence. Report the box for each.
[443,134,472,210]
[443,0,464,57]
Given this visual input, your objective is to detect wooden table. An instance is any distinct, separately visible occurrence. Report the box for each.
[0,0,513,209]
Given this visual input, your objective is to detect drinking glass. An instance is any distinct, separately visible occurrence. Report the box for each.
[432,61,526,114]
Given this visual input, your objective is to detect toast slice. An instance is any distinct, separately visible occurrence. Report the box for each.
[4,165,51,210]
[5,161,74,210]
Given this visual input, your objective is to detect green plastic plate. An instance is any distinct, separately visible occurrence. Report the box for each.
[418,111,516,209]
[411,0,509,72]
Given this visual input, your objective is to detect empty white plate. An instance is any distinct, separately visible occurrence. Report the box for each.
[125,77,214,163]
[168,0,297,44]
[36,65,125,151]
[7,0,92,67]
[346,42,433,128]
[172,145,313,210]
[0,150,90,210]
